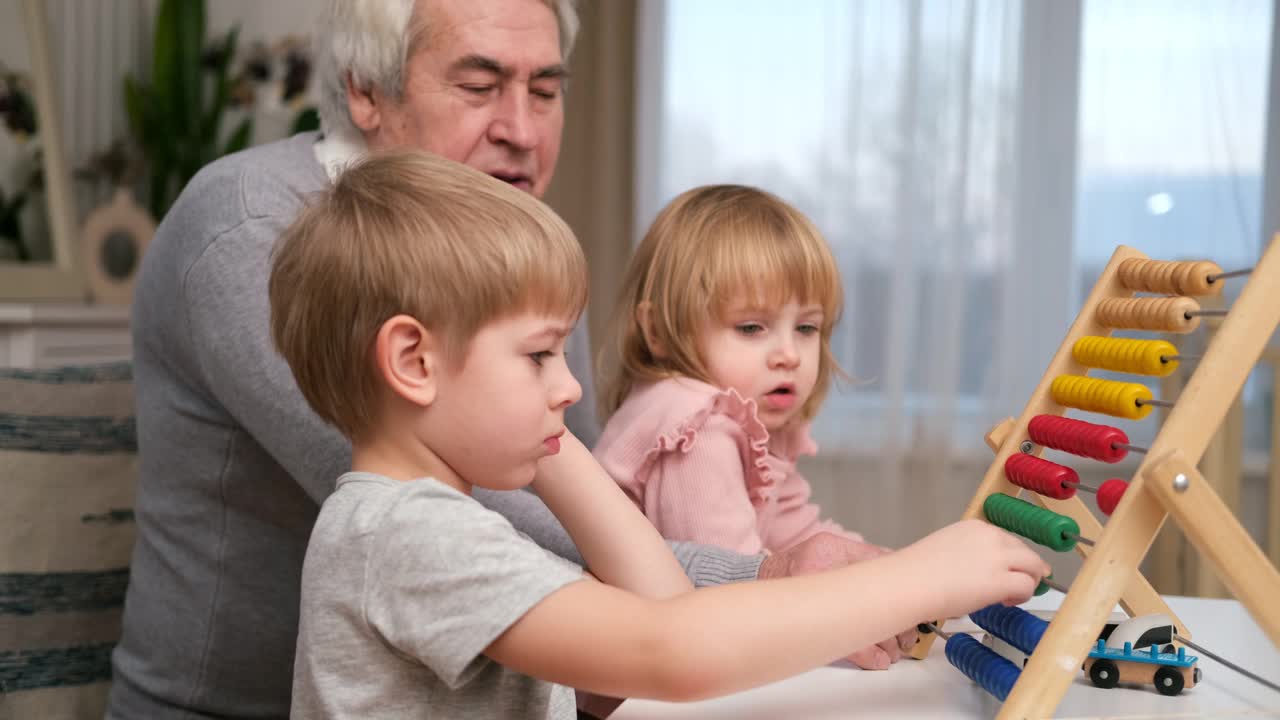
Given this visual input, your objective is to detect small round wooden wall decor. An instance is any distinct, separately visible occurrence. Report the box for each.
[80,188,155,304]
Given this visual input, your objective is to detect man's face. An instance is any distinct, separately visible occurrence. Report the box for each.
[365,0,566,198]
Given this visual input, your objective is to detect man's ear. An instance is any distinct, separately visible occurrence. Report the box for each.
[635,301,667,359]
[345,72,382,134]
[374,315,439,407]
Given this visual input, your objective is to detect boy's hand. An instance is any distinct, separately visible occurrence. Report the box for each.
[758,534,917,670]
[904,519,1050,618]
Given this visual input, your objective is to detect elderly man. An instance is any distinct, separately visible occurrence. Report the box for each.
[108,1,904,717]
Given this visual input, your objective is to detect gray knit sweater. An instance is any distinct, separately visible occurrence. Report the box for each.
[107,133,763,719]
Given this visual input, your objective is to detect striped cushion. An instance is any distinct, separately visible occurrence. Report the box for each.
[0,363,135,718]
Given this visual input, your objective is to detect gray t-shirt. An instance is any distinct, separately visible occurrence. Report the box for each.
[293,472,583,720]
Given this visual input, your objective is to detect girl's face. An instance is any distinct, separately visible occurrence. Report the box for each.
[696,297,824,432]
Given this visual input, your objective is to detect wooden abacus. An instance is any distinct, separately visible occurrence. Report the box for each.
[910,234,1280,718]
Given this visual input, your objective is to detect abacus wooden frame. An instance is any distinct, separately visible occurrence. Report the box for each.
[913,235,1280,719]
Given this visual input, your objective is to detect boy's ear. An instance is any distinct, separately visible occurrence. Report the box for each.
[635,301,667,359]
[374,315,439,407]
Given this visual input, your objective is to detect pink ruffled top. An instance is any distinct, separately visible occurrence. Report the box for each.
[593,377,863,555]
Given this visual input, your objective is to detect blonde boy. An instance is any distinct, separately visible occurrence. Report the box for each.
[272,150,693,718]
[271,151,1048,719]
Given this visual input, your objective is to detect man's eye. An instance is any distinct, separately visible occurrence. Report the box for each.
[531,88,559,100]
[735,323,764,336]
[462,84,495,95]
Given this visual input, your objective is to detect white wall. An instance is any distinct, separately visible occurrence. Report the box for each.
[0,1,31,73]
[203,0,325,145]
[205,0,322,47]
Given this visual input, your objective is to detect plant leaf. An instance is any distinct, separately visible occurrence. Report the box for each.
[151,0,179,127]
[177,0,205,136]
[291,107,321,134]
[201,26,240,152]
[122,75,144,139]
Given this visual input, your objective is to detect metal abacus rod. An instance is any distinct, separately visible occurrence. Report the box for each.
[1063,531,1094,547]
[1062,479,1099,494]
[1206,267,1254,283]
[1173,634,1280,694]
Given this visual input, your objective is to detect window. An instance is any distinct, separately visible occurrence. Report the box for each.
[637,0,1275,458]
[1074,0,1273,454]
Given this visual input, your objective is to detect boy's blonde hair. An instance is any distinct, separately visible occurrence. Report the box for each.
[600,184,844,424]
[270,150,587,442]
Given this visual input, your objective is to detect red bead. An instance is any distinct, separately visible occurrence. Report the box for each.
[1004,454,1078,500]
[1028,415,1129,463]
[1097,478,1129,516]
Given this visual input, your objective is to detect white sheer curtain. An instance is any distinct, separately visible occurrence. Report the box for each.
[1072,0,1274,456]
[636,0,1072,547]
[634,0,1275,549]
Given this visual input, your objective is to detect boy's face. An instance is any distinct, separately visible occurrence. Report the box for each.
[697,298,824,433]
[426,312,582,490]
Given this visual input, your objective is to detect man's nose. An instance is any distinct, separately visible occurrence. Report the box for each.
[488,88,538,151]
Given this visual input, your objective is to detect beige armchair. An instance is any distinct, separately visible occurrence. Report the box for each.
[0,363,136,719]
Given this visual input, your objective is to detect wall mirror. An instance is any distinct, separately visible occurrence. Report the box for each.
[0,0,84,300]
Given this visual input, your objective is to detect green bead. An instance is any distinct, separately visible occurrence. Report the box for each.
[1035,574,1053,596]
[983,493,1080,552]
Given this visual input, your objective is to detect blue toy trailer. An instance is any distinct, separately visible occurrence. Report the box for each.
[1083,639,1200,696]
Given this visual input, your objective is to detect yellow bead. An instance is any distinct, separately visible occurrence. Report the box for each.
[1051,375,1154,420]
[1072,336,1179,377]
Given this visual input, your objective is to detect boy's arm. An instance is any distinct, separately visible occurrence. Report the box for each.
[531,433,692,597]
[472,487,765,587]
[486,519,1050,702]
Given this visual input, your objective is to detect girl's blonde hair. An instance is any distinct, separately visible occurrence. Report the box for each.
[270,150,587,443]
[599,184,844,424]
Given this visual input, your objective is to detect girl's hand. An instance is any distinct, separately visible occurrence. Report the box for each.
[756,532,887,580]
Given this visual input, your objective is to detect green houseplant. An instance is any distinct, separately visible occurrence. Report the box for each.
[123,0,252,220]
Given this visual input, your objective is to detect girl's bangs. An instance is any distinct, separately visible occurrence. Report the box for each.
[700,224,841,321]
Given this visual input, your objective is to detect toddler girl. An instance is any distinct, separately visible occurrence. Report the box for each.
[597,184,865,556]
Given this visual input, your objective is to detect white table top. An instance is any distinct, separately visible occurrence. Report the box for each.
[612,593,1280,719]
